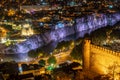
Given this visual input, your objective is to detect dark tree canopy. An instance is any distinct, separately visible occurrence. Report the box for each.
[38,59,46,67]
[70,43,82,61]
[110,29,120,40]
[90,28,107,45]
[47,56,56,65]
[28,50,39,58]
[55,41,72,50]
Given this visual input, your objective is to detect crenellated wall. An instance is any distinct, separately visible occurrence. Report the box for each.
[90,45,120,57]
[83,40,120,75]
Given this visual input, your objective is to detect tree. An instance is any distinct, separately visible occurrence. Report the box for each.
[110,29,120,40]
[55,41,72,50]
[28,49,46,58]
[21,64,29,71]
[38,59,46,67]
[91,28,107,45]
[47,56,56,65]
[75,38,83,45]
[70,44,82,61]
[28,50,39,58]
[54,40,74,53]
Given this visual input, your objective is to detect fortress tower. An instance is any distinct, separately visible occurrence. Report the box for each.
[83,39,120,80]
[83,39,91,71]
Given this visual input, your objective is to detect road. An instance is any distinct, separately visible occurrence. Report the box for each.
[18,44,75,75]
[18,46,74,65]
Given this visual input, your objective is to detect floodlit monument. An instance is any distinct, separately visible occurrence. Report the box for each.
[83,40,120,80]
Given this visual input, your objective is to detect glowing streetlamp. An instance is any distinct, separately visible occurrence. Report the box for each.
[0,59,3,62]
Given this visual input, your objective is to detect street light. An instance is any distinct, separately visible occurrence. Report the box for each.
[25,58,28,61]
[50,52,52,55]
[19,66,23,73]
[0,59,3,62]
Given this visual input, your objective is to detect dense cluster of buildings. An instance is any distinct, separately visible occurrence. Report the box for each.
[0,0,120,80]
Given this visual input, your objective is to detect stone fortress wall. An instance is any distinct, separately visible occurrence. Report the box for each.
[83,40,120,75]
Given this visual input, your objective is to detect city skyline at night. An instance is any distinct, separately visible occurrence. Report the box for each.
[0,0,120,80]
